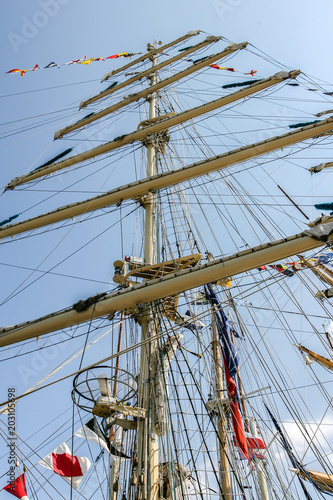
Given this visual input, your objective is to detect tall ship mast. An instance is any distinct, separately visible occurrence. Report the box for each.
[1,31,333,500]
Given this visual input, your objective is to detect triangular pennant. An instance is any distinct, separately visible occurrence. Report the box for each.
[75,417,110,453]
[43,62,60,69]
[181,309,205,331]
[75,417,130,459]
[3,473,29,499]
[65,58,84,65]
[78,58,95,65]
[26,64,39,72]
[106,52,128,59]
[7,69,26,77]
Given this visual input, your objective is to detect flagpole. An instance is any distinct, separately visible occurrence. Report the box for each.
[248,419,270,500]
[231,299,270,499]
[212,311,232,497]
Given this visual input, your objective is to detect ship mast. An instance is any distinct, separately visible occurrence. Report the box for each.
[136,43,159,500]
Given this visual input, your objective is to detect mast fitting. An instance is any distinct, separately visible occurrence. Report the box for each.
[304,221,333,242]
[137,113,176,129]
[308,214,333,227]
[187,30,201,36]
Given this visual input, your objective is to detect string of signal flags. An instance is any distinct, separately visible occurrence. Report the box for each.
[6,44,333,98]
[5,40,333,98]
[4,45,259,78]
[5,52,138,77]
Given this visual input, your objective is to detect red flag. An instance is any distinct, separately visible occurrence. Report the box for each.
[106,52,128,59]
[234,431,266,450]
[65,58,85,65]
[3,473,29,499]
[7,69,26,77]
[269,264,294,276]
[258,265,267,271]
[39,442,91,489]
[224,360,250,461]
[244,432,266,450]
[209,64,236,71]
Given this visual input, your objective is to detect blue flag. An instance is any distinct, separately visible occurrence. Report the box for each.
[205,283,239,377]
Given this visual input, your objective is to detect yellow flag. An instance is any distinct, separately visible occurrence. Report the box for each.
[78,58,95,65]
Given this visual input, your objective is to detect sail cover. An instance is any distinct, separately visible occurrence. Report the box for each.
[297,344,333,371]
[291,469,333,494]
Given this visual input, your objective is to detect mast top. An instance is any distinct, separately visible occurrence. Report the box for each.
[101,29,201,81]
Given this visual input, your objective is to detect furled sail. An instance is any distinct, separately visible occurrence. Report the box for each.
[296,344,333,370]
[290,468,333,494]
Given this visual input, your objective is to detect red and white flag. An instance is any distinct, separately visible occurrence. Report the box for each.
[3,473,29,499]
[244,432,266,450]
[234,432,266,450]
[39,442,91,489]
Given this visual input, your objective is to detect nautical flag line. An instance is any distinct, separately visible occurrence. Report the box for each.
[5,52,138,77]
